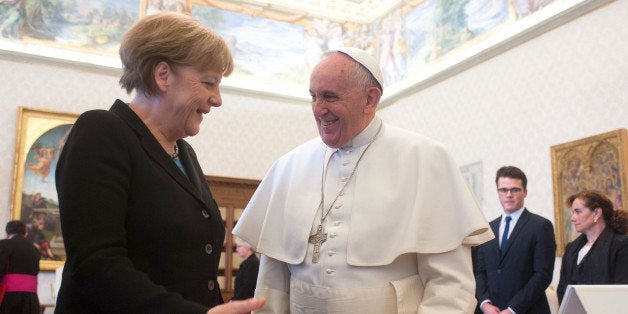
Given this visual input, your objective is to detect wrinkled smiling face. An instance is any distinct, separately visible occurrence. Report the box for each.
[570,198,598,233]
[309,54,373,148]
[162,64,223,139]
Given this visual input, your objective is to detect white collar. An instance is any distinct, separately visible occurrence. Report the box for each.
[325,116,383,161]
[503,207,524,224]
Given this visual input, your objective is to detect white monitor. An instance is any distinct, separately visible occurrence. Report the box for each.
[558,285,628,314]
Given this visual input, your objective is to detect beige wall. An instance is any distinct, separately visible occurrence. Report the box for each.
[377,0,628,292]
[0,0,626,307]
[379,0,628,224]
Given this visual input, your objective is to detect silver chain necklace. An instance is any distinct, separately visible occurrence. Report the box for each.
[308,123,382,263]
[171,143,179,159]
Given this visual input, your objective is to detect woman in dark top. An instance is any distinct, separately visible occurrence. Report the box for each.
[55,12,263,313]
[557,190,628,303]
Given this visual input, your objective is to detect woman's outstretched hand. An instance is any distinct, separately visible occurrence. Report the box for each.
[207,297,266,313]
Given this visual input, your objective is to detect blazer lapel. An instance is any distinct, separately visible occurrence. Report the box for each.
[139,136,201,195]
[489,218,502,257]
[500,208,531,260]
[177,143,209,199]
[111,102,208,207]
[580,227,614,269]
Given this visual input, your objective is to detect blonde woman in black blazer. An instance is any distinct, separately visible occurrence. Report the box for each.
[557,190,628,304]
[55,13,263,314]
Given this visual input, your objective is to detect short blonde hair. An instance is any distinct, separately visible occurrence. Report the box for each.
[119,12,234,95]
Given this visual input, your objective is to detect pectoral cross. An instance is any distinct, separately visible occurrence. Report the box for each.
[308,224,327,263]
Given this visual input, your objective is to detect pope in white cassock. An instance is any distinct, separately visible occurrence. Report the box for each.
[233,47,494,313]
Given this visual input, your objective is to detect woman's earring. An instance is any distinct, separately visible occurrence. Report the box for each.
[594,217,598,223]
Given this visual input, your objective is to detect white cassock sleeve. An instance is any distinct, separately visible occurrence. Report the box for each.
[416,245,477,314]
[253,255,290,314]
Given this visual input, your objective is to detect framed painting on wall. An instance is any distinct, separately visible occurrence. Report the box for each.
[11,107,78,271]
[550,128,628,256]
[460,161,483,204]
[142,0,190,16]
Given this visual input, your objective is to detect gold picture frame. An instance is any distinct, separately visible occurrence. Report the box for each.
[11,107,78,271]
[550,128,628,256]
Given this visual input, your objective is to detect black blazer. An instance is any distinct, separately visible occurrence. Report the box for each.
[474,209,556,313]
[557,226,628,303]
[55,100,225,313]
[232,254,259,300]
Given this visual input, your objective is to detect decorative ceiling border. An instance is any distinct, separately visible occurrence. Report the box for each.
[0,0,613,106]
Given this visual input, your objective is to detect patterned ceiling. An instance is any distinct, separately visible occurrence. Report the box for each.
[226,0,405,23]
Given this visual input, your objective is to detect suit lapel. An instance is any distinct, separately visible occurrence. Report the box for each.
[489,218,502,257]
[111,102,209,208]
[500,208,530,260]
[139,136,202,197]
[177,143,209,200]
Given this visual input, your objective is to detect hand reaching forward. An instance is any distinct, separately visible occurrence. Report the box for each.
[207,297,265,314]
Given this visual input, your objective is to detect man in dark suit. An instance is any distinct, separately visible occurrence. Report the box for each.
[232,238,259,301]
[474,166,556,313]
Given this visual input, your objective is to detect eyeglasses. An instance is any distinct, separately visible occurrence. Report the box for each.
[497,188,523,194]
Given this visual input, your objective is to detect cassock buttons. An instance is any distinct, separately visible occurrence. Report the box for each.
[205,244,213,254]
[201,209,209,218]
[325,268,335,274]
[207,280,215,291]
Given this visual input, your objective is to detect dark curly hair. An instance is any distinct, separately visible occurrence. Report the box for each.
[566,190,628,235]
[6,220,27,236]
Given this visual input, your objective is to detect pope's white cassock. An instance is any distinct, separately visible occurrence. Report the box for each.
[233,116,494,313]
